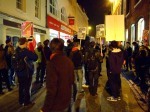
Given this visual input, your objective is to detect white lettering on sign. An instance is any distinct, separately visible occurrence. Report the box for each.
[49,22,60,28]
[61,25,71,33]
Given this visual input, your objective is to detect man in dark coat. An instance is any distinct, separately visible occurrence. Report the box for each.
[41,38,74,112]
[107,41,124,102]
[15,37,38,106]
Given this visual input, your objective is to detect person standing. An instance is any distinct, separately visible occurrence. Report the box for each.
[85,41,101,96]
[0,45,12,94]
[41,38,74,112]
[15,37,37,106]
[69,42,83,93]
[35,42,45,85]
[125,42,132,71]
[107,41,124,101]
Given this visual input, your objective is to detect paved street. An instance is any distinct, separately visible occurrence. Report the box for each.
[0,60,146,112]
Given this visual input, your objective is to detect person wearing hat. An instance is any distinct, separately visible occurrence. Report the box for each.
[15,37,38,106]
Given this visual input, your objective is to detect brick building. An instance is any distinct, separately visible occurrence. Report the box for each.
[111,0,150,46]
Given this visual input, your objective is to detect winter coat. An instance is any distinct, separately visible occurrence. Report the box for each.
[0,50,7,69]
[42,51,74,112]
[108,48,124,74]
[15,47,38,77]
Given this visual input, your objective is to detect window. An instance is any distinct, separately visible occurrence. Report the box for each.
[16,0,26,11]
[137,18,144,42]
[131,24,135,44]
[126,0,130,14]
[49,0,58,17]
[35,0,41,18]
[16,0,22,10]
[61,7,67,22]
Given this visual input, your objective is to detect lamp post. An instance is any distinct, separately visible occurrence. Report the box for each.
[109,0,114,15]
[88,26,92,36]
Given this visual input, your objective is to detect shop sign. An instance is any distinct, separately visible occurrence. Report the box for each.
[3,19,21,28]
[60,25,71,34]
[68,17,75,25]
[47,15,61,31]
[47,15,73,35]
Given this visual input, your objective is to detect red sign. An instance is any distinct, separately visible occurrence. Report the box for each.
[47,15,61,31]
[47,15,73,35]
[21,21,33,38]
[68,17,75,25]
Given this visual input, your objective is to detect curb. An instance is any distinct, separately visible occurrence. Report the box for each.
[122,71,148,112]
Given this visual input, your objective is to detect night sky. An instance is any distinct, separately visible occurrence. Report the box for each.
[77,0,111,36]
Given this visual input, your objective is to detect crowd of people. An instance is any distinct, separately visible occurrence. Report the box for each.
[0,36,150,112]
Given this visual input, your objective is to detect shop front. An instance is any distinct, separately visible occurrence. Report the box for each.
[0,15,47,47]
[47,15,74,46]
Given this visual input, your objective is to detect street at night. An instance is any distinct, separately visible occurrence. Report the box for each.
[0,0,150,112]
[0,60,146,112]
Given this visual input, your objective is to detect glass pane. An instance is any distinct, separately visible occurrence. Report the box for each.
[50,6,52,13]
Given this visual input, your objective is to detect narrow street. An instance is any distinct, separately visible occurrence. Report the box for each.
[0,59,146,112]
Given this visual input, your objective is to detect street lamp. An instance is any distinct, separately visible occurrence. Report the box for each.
[88,26,92,35]
[109,0,114,15]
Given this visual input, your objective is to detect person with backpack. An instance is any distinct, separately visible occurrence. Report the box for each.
[12,37,38,106]
[85,41,102,96]
[69,42,84,94]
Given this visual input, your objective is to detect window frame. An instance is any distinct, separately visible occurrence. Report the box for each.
[35,0,41,19]
[49,0,58,17]
[61,7,67,23]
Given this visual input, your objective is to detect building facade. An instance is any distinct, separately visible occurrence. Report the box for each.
[0,0,47,46]
[111,0,150,46]
[0,0,88,46]
[46,0,88,46]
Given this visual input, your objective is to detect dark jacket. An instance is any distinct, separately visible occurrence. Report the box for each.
[132,44,139,59]
[42,52,74,112]
[126,46,132,57]
[0,50,7,69]
[108,49,124,74]
[69,47,83,69]
[15,47,38,77]
[43,46,51,61]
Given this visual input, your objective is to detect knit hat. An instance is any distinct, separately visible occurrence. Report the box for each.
[18,37,28,45]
